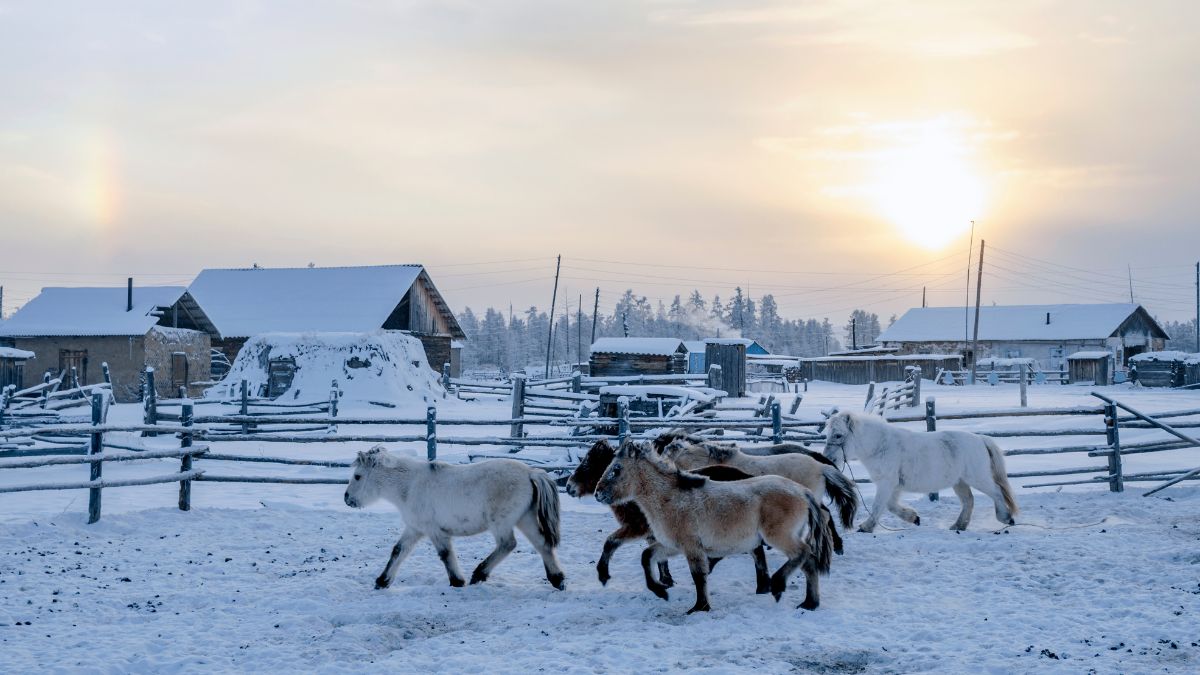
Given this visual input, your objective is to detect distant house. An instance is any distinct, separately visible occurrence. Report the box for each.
[589,338,688,377]
[185,265,466,373]
[1,346,34,391]
[877,304,1168,370]
[0,284,213,402]
[684,338,767,374]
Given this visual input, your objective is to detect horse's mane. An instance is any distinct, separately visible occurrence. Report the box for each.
[569,440,616,494]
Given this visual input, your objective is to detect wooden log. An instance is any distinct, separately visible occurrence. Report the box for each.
[510,374,526,440]
[143,368,158,437]
[194,475,345,485]
[202,453,352,468]
[179,401,194,511]
[426,406,437,461]
[88,393,103,523]
[0,469,205,494]
[0,446,208,470]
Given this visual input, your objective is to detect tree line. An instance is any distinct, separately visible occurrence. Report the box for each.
[456,287,884,372]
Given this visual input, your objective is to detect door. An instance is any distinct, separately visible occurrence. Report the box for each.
[170,352,189,396]
[59,349,88,387]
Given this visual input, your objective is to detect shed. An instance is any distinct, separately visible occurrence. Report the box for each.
[186,265,466,375]
[704,339,748,397]
[1129,351,1194,388]
[798,354,962,385]
[589,338,688,377]
[0,285,213,402]
[1,346,35,391]
[1066,351,1114,385]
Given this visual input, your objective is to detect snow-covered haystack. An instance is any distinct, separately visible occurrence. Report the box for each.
[205,331,443,405]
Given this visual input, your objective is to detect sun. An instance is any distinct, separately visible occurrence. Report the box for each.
[866,121,986,249]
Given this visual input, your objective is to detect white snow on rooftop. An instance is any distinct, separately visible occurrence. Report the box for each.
[187,265,424,338]
[0,286,185,337]
[877,304,1154,342]
[590,337,686,356]
[0,347,35,359]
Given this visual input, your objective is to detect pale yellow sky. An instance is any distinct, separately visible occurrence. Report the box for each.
[1,1,1197,322]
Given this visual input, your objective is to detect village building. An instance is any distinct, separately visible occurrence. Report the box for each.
[589,337,688,377]
[0,284,213,402]
[184,264,466,374]
[876,303,1169,371]
[1,346,35,391]
[684,338,768,374]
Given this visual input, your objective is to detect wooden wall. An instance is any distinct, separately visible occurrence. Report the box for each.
[704,343,746,397]
[590,352,687,377]
[799,355,963,385]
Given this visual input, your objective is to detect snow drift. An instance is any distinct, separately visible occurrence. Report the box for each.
[205,331,443,405]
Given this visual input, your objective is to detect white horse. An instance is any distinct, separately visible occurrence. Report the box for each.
[823,411,1018,532]
[344,446,566,590]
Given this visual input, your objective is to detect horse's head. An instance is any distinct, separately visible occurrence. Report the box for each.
[595,440,651,505]
[344,445,390,509]
[823,411,857,465]
[566,439,616,498]
[651,429,689,454]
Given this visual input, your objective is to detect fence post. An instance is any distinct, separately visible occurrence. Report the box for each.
[771,401,782,444]
[102,362,112,385]
[789,395,802,415]
[571,371,582,394]
[328,380,340,433]
[442,363,451,397]
[617,399,630,445]
[426,406,437,461]
[925,397,939,501]
[143,367,158,437]
[1103,402,1124,493]
[1019,363,1029,408]
[864,382,876,411]
[510,374,526,440]
[910,367,921,407]
[88,393,104,524]
[240,379,249,435]
[179,400,193,511]
[41,371,51,408]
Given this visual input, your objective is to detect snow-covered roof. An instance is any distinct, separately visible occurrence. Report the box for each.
[683,341,705,353]
[1067,351,1113,360]
[187,265,464,339]
[877,304,1163,342]
[590,337,686,356]
[1129,351,1196,363]
[0,286,185,337]
[0,346,35,359]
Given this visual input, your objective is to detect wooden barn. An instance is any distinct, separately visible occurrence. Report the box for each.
[0,284,213,402]
[589,338,688,377]
[1,346,34,391]
[797,354,963,385]
[185,265,466,375]
[1067,351,1114,385]
[877,304,1169,372]
[685,338,767,374]
[1129,351,1197,388]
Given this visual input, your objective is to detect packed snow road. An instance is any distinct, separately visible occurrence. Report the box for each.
[2,489,1198,673]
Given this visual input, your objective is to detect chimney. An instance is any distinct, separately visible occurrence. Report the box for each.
[127,277,133,312]
[1045,312,1051,325]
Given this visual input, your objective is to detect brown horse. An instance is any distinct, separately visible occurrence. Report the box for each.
[595,441,834,613]
[657,432,857,554]
[567,439,770,594]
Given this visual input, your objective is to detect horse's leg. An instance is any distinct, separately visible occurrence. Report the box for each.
[821,505,844,555]
[641,544,670,600]
[596,524,638,586]
[658,560,675,589]
[858,481,895,533]
[376,528,424,590]
[768,556,802,602]
[428,534,467,587]
[886,491,921,525]
[684,551,711,614]
[798,555,821,611]
[752,544,770,594]
[969,476,1015,526]
[470,529,517,585]
[950,480,974,531]
[516,513,566,590]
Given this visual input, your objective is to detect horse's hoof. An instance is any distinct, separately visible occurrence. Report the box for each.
[469,569,487,585]
[755,584,770,595]
[548,573,566,591]
[1007,517,1016,526]
[798,599,819,611]
[913,516,921,526]
[686,603,710,614]
[856,526,874,534]
[833,543,844,555]
[649,585,669,601]
[374,575,390,590]
[596,568,610,586]
[661,577,675,589]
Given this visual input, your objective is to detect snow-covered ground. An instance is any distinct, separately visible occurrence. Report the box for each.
[3,381,1200,672]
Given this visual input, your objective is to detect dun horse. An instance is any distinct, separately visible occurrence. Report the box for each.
[568,439,770,593]
[595,442,835,613]
[344,446,566,590]
[823,411,1019,532]
[659,432,857,554]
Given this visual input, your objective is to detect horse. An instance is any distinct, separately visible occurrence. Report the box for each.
[344,446,566,591]
[595,441,835,613]
[567,439,771,594]
[658,432,857,554]
[822,411,1018,532]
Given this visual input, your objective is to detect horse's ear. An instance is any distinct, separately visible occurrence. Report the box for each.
[845,413,854,433]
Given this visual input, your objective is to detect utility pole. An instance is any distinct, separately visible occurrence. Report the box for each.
[590,288,599,346]
[1127,264,1135,303]
[1195,261,1199,353]
[970,239,986,384]
[851,316,858,350]
[922,286,926,308]
[0,285,4,320]
[577,294,583,365]
[544,255,561,378]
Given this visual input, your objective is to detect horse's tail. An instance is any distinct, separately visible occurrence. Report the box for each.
[821,465,858,529]
[802,490,834,576]
[529,471,562,548]
[984,437,1019,517]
